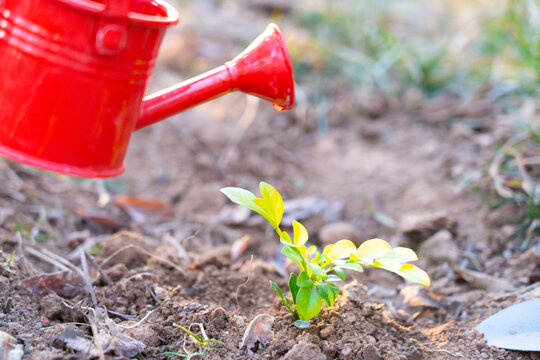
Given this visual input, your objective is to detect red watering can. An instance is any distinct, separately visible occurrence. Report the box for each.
[0,0,295,177]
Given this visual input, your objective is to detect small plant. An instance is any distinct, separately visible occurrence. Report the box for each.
[5,250,15,271]
[221,182,430,325]
[164,323,225,359]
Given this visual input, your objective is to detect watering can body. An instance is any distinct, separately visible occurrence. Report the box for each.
[0,0,294,177]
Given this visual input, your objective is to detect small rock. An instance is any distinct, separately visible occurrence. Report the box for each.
[361,344,382,360]
[398,211,457,245]
[341,345,354,360]
[125,324,160,347]
[104,263,128,282]
[357,91,387,118]
[39,294,65,320]
[282,343,326,360]
[101,231,150,269]
[318,222,362,247]
[418,230,459,265]
[320,340,337,358]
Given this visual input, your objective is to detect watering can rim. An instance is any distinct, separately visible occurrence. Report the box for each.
[51,0,179,26]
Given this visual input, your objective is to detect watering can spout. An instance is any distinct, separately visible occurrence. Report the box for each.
[136,23,295,130]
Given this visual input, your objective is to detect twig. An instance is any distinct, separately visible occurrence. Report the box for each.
[126,272,153,281]
[87,310,106,360]
[41,248,85,277]
[85,252,112,285]
[419,343,463,357]
[25,247,70,272]
[106,309,137,321]
[80,251,98,308]
[117,310,154,330]
[235,255,254,311]
[489,134,528,199]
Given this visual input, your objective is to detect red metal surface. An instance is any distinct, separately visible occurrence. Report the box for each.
[137,24,295,130]
[0,0,295,178]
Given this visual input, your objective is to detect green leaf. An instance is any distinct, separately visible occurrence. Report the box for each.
[220,187,258,212]
[289,273,299,304]
[292,220,309,247]
[335,262,364,273]
[163,352,188,358]
[307,245,317,257]
[292,320,311,329]
[221,187,273,227]
[296,271,313,288]
[296,287,322,320]
[316,282,336,307]
[326,275,343,282]
[270,281,288,305]
[282,246,304,263]
[280,231,292,245]
[333,268,346,281]
[308,263,328,280]
[373,211,397,228]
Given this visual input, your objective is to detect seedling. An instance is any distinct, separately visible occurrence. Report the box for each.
[221,182,430,324]
[5,250,15,271]
[164,323,225,359]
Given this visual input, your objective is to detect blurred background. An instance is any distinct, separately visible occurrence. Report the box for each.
[120,0,540,251]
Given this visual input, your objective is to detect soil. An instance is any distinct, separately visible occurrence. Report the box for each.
[1,1,540,359]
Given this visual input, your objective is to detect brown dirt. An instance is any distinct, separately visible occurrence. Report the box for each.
[1,1,539,359]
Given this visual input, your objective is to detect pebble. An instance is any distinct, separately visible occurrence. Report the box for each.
[282,343,326,360]
[418,229,459,265]
[360,344,382,360]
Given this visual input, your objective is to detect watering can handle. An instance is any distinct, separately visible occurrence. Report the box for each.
[95,0,131,54]
[104,0,131,18]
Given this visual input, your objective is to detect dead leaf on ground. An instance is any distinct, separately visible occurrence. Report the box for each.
[231,235,250,261]
[241,314,275,356]
[56,324,145,358]
[453,267,515,292]
[76,207,127,230]
[113,195,169,223]
[20,270,85,298]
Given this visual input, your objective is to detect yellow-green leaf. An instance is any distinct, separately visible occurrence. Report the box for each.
[355,238,392,264]
[323,240,356,260]
[375,262,431,286]
[259,182,284,227]
[293,220,309,247]
[378,247,418,265]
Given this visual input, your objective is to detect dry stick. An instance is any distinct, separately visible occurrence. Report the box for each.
[99,244,185,275]
[419,344,463,357]
[85,252,112,285]
[489,133,528,199]
[117,310,154,330]
[235,255,254,311]
[25,247,70,272]
[41,248,85,277]
[87,309,106,360]
[80,251,98,308]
